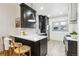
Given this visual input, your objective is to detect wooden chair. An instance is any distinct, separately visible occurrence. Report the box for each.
[0,37,5,56]
[0,36,31,56]
[9,36,22,56]
[10,39,23,56]
[1,36,12,56]
[11,42,22,55]
[14,45,31,56]
[10,38,31,56]
[2,36,19,56]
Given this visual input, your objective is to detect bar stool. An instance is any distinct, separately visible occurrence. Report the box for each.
[10,41,23,56]
[10,39,31,56]
[2,36,12,56]
[0,37,5,56]
[14,45,31,56]
[22,45,31,56]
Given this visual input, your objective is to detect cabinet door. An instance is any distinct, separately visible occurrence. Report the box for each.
[20,3,36,28]
[40,38,47,56]
[33,41,40,56]
[21,5,27,27]
[68,40,77,56]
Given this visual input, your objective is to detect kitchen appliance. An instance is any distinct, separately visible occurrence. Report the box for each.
[38,15,50,40]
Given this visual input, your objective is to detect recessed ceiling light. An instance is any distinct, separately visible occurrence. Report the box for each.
[48,14,51,17]
[59,12,63,15]
[40,7,44,10]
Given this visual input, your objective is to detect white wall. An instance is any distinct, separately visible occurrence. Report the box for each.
[0,3,20,50]
[49,16,68,41]
[0,3,21,36]
[77,4,79,34]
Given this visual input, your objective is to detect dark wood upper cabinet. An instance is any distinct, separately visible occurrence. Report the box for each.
[20,3,36,28]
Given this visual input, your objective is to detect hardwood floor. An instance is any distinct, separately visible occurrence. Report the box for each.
[0,49,18,56]
[47,40,66,56]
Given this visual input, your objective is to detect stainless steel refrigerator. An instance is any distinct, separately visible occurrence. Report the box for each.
[38,15,50,41]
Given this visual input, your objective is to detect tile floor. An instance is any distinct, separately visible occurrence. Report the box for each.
[47,40,66,56]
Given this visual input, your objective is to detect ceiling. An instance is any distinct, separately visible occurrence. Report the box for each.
[32,3,69,18]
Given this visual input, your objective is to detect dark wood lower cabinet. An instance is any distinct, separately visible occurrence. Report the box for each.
[15,37,47,56]
[64,39,77,56]
[67,40,77,56]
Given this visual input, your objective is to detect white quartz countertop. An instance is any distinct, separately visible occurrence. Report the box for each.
[11,34,47,42]
[65,36,79,41]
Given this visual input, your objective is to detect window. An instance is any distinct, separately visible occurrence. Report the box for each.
[52,21,68,31]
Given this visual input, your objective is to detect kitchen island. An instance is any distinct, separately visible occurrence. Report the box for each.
[11,34,47,56]
[64,36,79,56]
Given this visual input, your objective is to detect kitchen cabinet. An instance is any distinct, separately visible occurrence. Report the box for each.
[68,3,77,24]
[15,37,47,56]
[67,40,77,56]
[20,3,36,28]
[40,38,47,55]
[64,37,77,56]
